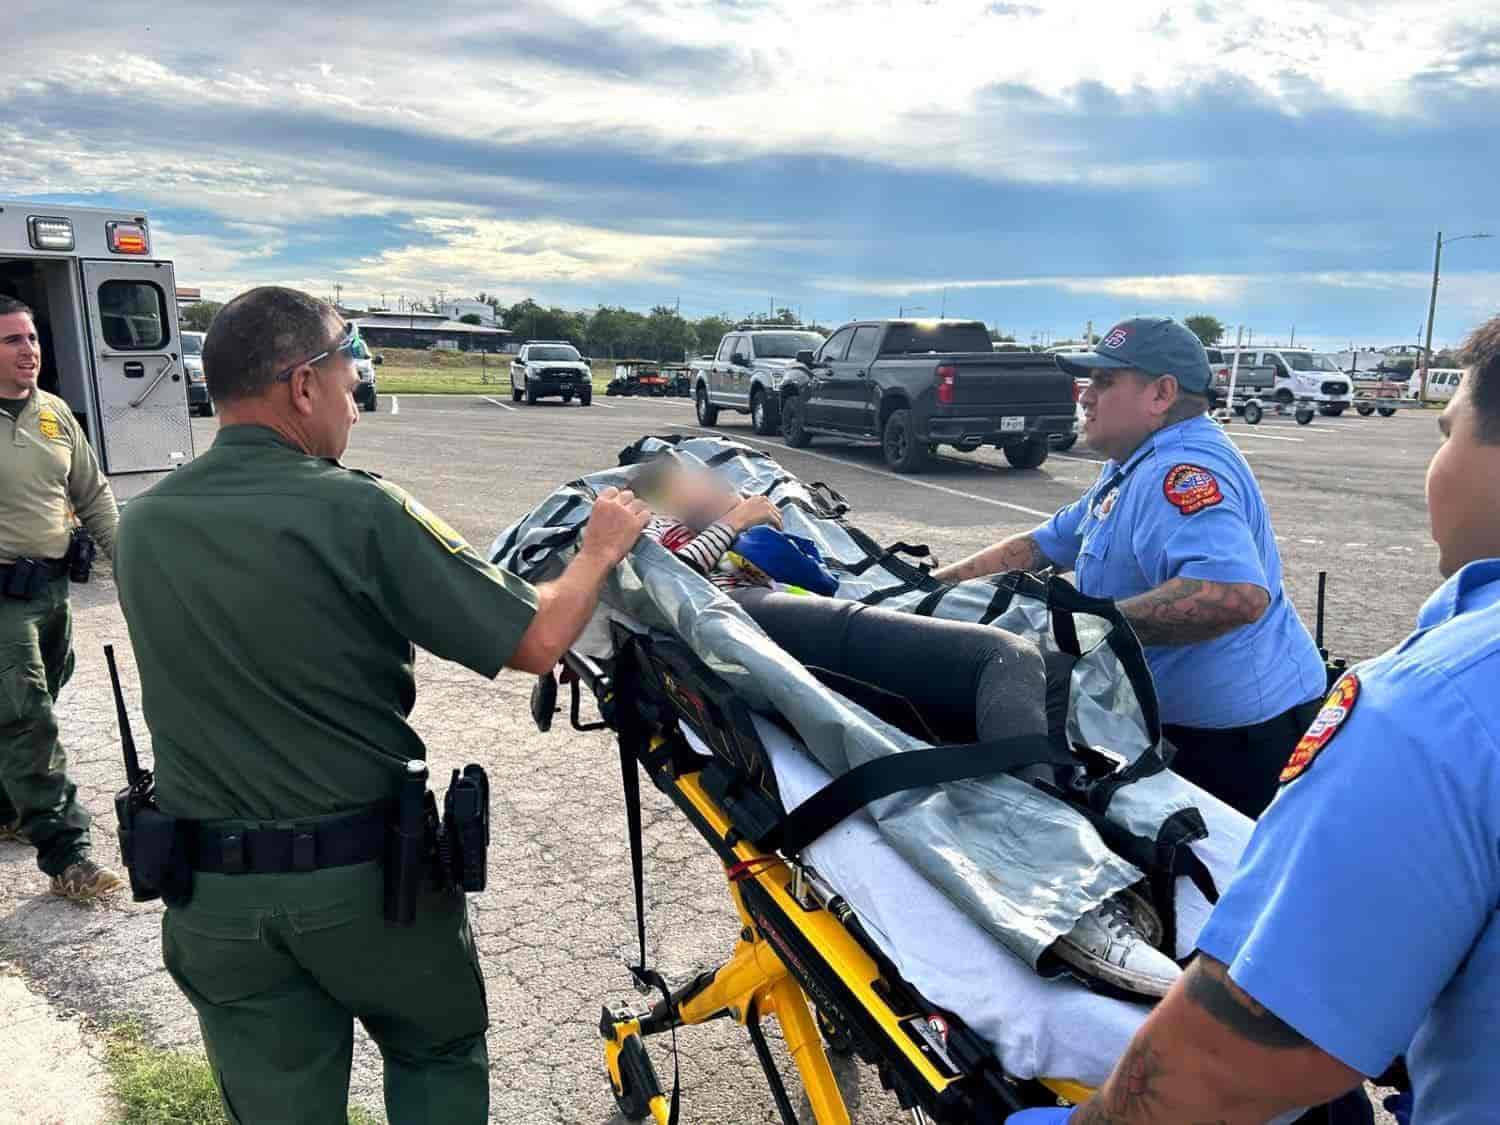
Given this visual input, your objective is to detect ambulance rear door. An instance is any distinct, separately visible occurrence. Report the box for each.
[80,259,193,478]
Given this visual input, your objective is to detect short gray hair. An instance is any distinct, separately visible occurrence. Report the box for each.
[202,286,338,403]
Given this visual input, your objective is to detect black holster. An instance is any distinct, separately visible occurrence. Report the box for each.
[67,528,96,584]
[114,775,193,906]
[441,765,490,893]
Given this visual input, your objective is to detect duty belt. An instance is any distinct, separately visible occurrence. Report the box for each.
[188,805,387,874]
[0,557,68,578]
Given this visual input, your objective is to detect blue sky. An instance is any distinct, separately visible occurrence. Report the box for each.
[6,0,1498,349]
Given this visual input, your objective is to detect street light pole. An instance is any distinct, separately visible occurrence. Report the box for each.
[1420,230,1492,402]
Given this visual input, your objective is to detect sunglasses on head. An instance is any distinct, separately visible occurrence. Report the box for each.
[273,321,357,383]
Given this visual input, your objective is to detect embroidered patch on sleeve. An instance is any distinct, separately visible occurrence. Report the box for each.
[1280,672,1359,784]
[375,478,473,555]
[1163,463,1224,515]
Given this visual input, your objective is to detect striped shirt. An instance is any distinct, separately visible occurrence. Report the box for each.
[643,516,770,592]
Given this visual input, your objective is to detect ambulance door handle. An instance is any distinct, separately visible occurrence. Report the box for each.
[129,356,178,408]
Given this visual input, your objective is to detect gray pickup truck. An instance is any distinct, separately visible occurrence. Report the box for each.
[777,319,1075,472]
[693,325,828,434]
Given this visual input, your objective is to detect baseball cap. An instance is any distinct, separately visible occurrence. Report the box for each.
[1056,316,1212,393]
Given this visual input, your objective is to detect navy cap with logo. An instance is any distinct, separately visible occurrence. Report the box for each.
[1056,316,1212,393]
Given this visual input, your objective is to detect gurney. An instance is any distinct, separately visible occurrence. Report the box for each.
[492,435,1252,1123]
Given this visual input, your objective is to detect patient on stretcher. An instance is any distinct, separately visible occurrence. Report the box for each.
[637,461,1183,999]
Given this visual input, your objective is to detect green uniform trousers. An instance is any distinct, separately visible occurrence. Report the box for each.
[162,857,490,1124]
[0,572,92,875]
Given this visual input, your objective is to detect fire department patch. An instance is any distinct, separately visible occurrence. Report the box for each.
[1162,463,1223,515]
[1280,673,1359,784]
[37,408,63,442]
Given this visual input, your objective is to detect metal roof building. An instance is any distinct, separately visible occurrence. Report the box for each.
[350,310,514,352]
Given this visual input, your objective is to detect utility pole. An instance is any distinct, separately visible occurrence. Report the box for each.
[940,287,947,318]
[1289,323,1295,346]
[1420,230,1493,403]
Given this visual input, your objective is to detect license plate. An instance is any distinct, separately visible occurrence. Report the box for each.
[1001,416,1024,432]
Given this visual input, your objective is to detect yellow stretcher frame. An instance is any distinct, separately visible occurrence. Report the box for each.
[558,641,1099,1124]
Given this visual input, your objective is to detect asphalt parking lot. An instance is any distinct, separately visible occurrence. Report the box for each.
[0,392,1430,1123]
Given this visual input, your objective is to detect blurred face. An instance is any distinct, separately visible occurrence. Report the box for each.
[659,467,739,527]
[1426,378,1500,577]
[0,311,41,397]
[287,318,360,459]
[1079,368,1176,461]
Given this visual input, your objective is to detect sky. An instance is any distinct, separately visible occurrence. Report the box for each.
[5,0,1499,350]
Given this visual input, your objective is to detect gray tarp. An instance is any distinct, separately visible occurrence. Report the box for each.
[489,435,1204,967]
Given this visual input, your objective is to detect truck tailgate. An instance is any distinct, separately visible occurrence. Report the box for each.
[944,353,1072,408]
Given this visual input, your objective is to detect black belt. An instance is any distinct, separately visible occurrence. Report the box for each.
[0,557,68,578]
[188,805,388,874]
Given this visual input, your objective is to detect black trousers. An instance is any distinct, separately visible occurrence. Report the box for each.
[1163,696,1323,819]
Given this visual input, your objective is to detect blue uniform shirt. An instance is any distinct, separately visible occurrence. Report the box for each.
[1031,414,1324,728]
[1197,560,1500,1124]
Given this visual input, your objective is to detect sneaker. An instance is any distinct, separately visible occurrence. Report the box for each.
[1052,891,1182,999]
[0,820,28,844]
[49,859,125,902]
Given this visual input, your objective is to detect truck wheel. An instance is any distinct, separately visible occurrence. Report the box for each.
[203,399,216,418]
[1296,405,1315,425]
[751,390,779,435]
[580,389,592,407]
[1319,404,1345,417]
[363,393,378,414]
[882,409,929,473]
[1274,388,1295,407]
[526,383,538,405]
[1377,406,1397,418]
[1003,436,1049,470]
[512,381,523,403]
[1356,402,1375,416]
[562,392,573,404]
[695,384,720,426]
[782,396,812,447]
[1243,400,1264,425]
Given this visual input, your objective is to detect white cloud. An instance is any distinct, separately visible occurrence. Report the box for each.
[820,273,1252,303]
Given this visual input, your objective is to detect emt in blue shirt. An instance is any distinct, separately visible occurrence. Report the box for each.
[936,317,1326,818]
[1008,314,1500,1124]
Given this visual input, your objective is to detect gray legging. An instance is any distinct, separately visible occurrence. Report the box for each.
[731,589,1053,752]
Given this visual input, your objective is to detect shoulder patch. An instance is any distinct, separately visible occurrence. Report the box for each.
[372,477,473,555]
[37,407,64,442]
[1163,463,1223,515]
[1280,672,1359,784]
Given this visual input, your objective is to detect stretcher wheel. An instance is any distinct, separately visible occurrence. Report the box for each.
[610,1036,662,1121]
[816,1007,856,1058]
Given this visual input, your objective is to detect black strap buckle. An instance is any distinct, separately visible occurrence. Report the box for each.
[220,830,245,874]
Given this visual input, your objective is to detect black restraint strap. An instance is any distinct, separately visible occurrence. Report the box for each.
[777,734,1077,856]
[189,806,386,874]
[617,731,681,1125]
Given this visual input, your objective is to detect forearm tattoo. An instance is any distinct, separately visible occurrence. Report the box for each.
[935,533,1051,583]
[1119,578,1269,646]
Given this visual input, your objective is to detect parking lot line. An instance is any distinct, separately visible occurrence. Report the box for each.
[390,396,399,416]
[1228,430,1304,444]
[481,396,516,412]
[695,429,1055,519]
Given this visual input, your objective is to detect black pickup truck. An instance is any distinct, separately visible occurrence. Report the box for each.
[777,319,1075,472]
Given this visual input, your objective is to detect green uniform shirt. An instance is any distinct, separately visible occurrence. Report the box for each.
[0,388,118,562]
[114,425,540,821]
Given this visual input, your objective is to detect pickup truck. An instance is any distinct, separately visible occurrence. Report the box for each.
[510,341,593,406]
[777,319,1075,472]
[693,326,828,434]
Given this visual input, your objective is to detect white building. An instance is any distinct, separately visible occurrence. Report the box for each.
[440,300,497,326]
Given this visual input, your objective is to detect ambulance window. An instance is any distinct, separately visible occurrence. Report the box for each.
[99,281,169,350]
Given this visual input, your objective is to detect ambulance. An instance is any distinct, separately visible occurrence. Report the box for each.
[0,199,193,499]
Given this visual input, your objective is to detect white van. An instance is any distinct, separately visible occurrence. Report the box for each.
[1,200,193,498]
[1424,368,1464,403]
[1221,348,1354,416]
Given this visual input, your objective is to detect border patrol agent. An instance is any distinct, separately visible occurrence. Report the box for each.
[937,317,1326,818]
[114,286,649,1124]
[1007,315,1500,1125]
[0,294,124,899]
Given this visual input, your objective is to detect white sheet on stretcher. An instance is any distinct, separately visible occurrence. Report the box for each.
[685,716,1254,1089]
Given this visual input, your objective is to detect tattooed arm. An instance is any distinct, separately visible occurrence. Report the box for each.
[1117,578,1269,646]
[1073,957,1361,1124]
[932,532,1060,583]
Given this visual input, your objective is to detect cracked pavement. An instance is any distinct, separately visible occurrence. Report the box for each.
[0,394,1423,1123]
